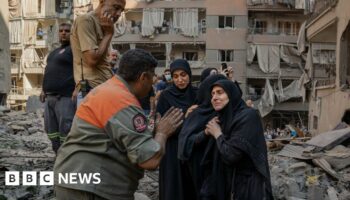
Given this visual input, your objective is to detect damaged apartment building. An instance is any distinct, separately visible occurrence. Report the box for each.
[7,0,74,109]
[5,0,342,133]
[113,0,324,130]
[6,0,102,110]
[303,0,350,134]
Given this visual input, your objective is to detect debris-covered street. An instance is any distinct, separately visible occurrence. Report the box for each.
[0,107,349,200]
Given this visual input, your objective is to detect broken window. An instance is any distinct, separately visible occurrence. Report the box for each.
[218,50,234,62]
[183,52,198,61]
[218,16,234,28]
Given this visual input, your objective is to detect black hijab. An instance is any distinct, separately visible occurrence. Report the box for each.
[200,68,218,82]
[210,80,272,196]
[178,74,227,160]
[156,59,198,116]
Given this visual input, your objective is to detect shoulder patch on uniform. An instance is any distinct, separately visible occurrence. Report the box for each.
[133,114,147,133]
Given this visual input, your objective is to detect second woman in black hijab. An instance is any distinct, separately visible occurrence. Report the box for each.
[178,74,227,200]
[156,59,198,200]
[203,79,273,200]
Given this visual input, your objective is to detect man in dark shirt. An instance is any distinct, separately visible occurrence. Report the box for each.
[40,23,76,154]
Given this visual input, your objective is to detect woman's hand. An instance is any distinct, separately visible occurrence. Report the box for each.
[185,104,198,118]
[205,117,222,139]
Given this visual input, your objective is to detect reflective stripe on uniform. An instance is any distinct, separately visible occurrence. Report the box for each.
[47,132,60,139]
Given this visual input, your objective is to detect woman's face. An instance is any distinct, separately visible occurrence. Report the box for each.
[211,86,229,111]
[172,69,190,89]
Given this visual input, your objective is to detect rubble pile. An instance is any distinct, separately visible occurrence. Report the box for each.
[0,107,55,200]
[0,107,157,200]
[269,127,350,200]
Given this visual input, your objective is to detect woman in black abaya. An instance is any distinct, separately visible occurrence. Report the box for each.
[203,80,273,200]
[178,74,227,200]
[156,59,198,200]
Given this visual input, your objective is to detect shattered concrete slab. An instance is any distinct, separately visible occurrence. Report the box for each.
[306,127,350,151]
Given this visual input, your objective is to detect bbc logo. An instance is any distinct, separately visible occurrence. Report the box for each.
[5,171,54,186]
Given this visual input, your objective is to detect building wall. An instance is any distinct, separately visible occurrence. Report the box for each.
[308,0,350,134]
[0,1,11,94]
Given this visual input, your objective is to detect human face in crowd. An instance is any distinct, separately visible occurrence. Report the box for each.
[211,86,229,111]
[172,69,190,89]
[109,51,118,61]
[59,25,71,45]
[100,0,126,23]
[164,70,171,82]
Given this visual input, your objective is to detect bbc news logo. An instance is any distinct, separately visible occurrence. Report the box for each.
[5,171,101,186]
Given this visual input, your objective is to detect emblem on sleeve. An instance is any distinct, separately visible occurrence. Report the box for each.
[133,114,147,133]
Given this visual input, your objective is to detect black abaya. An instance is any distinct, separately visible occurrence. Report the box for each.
[178,74,227,200]
[201,80,273,200]
[156,59,198,200]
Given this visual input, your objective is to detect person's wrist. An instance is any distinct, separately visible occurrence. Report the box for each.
[214,131,222,139]
[156,132,168,140]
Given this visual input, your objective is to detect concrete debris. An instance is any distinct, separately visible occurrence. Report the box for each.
[1,108,349,200]
[25,96,44,113]
[271,127,350,200]
[306,127,350,151]
[0,108,160,200]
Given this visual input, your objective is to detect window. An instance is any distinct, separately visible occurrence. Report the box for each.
[218,50,234,62]
[183,52,198,61]
[255,20,267,34]
[278,21,300,35]
[219,16,234,28]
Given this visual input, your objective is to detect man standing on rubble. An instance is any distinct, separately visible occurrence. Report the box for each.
[71,0,126,103]
[54,49,184,200]
[40,23,75,154]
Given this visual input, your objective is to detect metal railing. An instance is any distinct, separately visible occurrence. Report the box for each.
[9,87,42,96]
[248,27,299,36]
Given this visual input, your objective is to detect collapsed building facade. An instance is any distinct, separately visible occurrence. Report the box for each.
[5,0,346,133]
[0,1,11,105]
[112,0,325,130]
[304,0,350,134]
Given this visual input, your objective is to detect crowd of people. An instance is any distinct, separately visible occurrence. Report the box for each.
[40,0,273,199]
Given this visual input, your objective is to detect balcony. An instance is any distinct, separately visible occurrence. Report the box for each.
[126,0,206,9]
[307,0,339,25]
[247,0,305,12]
[8,87,42,101]
[247,27,299,43]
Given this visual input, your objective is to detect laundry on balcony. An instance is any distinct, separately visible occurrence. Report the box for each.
[40,0,56,17]
[280,45,302,65]
[9,20,22,44]
[257,44,280,73]
[23,0,39,17]
[9,0,21,18]
[247,44,257,64]
[173,8,199,37]
[275,79,303,103]
[141,8,165,37]
[21,48,41,69]
[258,79,275,117]
[115,12,127,36]
[73,0,93,18]
[297,21,307,54]
[23,20,37,45]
